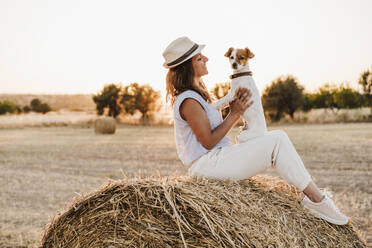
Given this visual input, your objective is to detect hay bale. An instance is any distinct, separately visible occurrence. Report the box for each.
[40,176,366,248]
[94,117,116,134]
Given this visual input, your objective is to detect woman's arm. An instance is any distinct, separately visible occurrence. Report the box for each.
[180,88,253,150]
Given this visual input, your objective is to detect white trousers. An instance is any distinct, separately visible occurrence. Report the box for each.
[189,130,312,191]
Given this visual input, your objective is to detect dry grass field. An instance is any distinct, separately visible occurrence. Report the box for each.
[0,94,96,112]
[0,123,371,247]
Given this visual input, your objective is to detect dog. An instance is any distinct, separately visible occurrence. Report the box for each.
[211,47,267,143]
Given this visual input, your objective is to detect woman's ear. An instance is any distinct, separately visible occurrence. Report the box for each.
[224,47,234,57]
[245,47,255,59]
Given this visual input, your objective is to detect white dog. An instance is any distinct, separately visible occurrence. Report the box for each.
[211,47,267,143]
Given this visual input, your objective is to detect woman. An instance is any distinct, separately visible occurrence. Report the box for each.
[163,36,348,225]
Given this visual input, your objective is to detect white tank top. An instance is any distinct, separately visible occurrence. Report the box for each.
[173,90,231,166]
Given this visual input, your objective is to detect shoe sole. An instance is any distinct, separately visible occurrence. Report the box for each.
[304,206,349,225]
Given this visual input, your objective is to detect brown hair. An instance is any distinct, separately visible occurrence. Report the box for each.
[166,58,212,105]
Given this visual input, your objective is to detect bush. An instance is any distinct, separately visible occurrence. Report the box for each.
[307,84,337,109]
[15,105,22,114]
[0,101,17,115]
[30,98,42,110]
[333,85,363,109]
[38,103,52,114]
[30,98,52,114]
[308,83,363,110]
[23,106,31,113]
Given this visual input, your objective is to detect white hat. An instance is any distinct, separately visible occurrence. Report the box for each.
[162,36,205,69]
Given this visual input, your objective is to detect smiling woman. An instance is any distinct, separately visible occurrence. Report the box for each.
[192,53,209,79]
[164,37,212,106]
[163,36,350,226]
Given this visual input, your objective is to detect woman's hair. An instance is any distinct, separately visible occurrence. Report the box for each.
[166,58,212,105]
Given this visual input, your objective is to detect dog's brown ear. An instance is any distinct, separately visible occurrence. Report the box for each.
[224,47,234,58]
[245,47,255,59]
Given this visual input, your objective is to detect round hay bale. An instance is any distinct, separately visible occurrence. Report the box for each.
[40,176,366,248]
[94,117,116,134]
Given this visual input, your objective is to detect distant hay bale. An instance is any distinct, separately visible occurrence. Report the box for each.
[40,176,365,248]
[94,117,116,134]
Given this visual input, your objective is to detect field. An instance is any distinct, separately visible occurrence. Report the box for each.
[0,123,371,247]
[0,94,96,112]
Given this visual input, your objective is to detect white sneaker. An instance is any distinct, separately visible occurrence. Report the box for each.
[301,192,349,225]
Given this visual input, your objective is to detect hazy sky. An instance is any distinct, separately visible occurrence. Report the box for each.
[1,0,371,98]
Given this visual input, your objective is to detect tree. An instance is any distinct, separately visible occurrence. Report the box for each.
[211,82,231,118]
[30,98,42,111]
[23,106,31,113]
[39,103,52,114]
[333,84,363,109]
[358,68,372,114]
[308,83,363,110]
[262,75,304,121]
[15,105,22,114]
[309,83,338,109]
[301,93,313,112]
[92,83,122,117]
[120,83,161,124]
[30,98,51,114]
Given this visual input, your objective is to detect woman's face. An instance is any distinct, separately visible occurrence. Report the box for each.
[192,53,209,78]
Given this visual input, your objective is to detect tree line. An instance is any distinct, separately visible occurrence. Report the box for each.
[93,68,371,123]
[92,83,161,124]
[0,98,51,115]
[213,68,372,121]
[3,68,370,124]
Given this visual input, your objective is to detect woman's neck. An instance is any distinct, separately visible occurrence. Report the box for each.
[194,78,202,88]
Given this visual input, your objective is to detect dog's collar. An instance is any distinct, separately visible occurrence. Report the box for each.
[230,71,252,79]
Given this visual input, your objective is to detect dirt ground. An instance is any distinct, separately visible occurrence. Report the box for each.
[0,123,371,247]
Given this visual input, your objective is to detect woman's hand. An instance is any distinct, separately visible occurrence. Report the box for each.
[229,88,253,121]
[179,88,253,150]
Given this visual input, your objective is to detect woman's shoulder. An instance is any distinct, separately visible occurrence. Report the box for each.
[173,90,207,117]
[175,90,204,105]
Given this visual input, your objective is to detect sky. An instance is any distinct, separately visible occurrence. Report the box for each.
[1,0,371,100]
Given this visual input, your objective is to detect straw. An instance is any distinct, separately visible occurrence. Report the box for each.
[39,175,366,247]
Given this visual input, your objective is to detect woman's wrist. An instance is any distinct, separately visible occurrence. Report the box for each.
[226,111,240,123]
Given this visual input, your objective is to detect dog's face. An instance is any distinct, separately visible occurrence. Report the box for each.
[224,47,255,70]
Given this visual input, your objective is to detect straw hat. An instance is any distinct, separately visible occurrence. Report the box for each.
[162,36,205,69]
